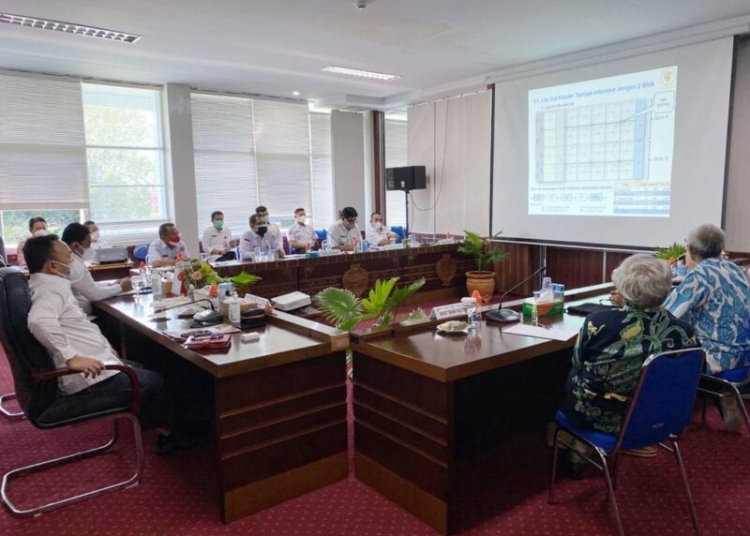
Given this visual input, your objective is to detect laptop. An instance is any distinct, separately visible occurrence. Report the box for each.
[93,246,129,265]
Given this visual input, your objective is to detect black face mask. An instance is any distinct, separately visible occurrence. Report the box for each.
[257,224,268,237]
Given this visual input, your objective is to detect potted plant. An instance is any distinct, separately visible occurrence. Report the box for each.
[314,277,426,378]
[314,277,426,332]
[457,230,509,301]
[655,242,687,276]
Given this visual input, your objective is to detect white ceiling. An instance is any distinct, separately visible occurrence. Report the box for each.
[1,0,750,110]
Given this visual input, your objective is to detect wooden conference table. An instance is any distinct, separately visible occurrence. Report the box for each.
[93,293,349,523]
[350,285,612,534]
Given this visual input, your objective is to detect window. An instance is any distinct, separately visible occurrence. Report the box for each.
[191,93,334,237]
[82,83,166,244]
[384,112,408,227]
[0,72,89,245]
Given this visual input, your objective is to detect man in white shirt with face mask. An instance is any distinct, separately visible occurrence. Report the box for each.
[84,220,109,249]
[287,208,316,253]
[327,207,361,251]
[201,210,233,260]
[61,223,132,316]
[16,216,48,267]
[366,212,399,249]
[23,235,170,435]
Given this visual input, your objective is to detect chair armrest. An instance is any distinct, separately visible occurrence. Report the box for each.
[32,364,141,415]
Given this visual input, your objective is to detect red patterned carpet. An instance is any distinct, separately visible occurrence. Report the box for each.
[1,345,750,536]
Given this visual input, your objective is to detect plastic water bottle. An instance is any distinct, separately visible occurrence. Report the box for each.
[151,271,162,298]
[228,292,241,327]
[531,302,539,326]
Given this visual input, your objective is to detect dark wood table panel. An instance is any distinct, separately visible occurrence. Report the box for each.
[94,293,349,524]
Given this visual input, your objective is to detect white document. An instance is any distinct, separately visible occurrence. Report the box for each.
[502,323,579,341]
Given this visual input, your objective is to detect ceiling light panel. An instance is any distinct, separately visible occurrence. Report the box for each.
[0,13,141,43]
[321,65,400,81]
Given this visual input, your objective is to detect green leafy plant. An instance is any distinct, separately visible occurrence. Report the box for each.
[457,230,509,272]
[655,242,686,262]
[229,271,262,287]
[314,277,426,331]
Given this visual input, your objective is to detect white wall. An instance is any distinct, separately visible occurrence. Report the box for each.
[162,83,199,256]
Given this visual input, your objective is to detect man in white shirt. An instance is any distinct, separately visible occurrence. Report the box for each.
[255,206,282,246]
[61,223,132,316]
[287,208,316,253]
[201,210,234,260]
[84,220,109,249]
[240,214,284,260]
[147,223,190,267]
[24,234,168,434]
[327,207,361,251]
[366,212,398,249]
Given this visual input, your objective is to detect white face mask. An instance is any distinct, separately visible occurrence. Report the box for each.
[91,231,100,242]
[295,215,306,224]
[33,229,48,237]
[68,258,86,283]
[82,246,96,263]
[373,222,384,231]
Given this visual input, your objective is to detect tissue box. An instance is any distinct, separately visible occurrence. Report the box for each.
[522,299,564,317]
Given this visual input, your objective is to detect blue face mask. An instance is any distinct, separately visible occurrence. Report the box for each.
[214,220,224,230]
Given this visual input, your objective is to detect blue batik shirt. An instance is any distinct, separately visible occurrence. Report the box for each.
[663,257,750,375]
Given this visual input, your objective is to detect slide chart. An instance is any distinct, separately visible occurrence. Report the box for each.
[528,67,677,217]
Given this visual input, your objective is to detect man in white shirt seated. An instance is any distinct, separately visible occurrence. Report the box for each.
[147,223,190,267]
[366,212,399,249]
[84,220,109,249]
[240,214,285,260]
[201,210,234,261]
[61,223,132,316]
[23,234,178,453]
[327,207,362,251]
[255,205,282,246]
[287,208,316,253]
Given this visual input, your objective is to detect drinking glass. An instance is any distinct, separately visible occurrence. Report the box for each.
[461,297,479,329]
[132,276,144,302]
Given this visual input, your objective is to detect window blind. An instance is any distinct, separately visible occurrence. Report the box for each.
[384,117,408,227]
[253,100,312,223]
[0,72,89,210]
[310,113,334,229]
[192,93,258,237]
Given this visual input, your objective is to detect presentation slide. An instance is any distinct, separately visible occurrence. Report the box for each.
[529,67,677,218]
[491,36,734,248]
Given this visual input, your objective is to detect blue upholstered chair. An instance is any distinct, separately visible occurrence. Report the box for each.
[549,347,706,536]
[133,243,149,263]
[390,226,405,244]
[0,268,144,517]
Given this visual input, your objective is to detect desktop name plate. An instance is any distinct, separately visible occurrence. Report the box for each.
[430,303,466,320]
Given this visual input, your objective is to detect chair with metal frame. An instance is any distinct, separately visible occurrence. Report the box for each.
[697,365,750,431]
[0,254,23,421]
[0,267,144,517]
[549,347,706,536]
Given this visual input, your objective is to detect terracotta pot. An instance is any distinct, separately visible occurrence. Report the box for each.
[466,271,496,302]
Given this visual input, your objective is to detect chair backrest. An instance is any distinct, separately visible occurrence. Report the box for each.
[132,243,149,262]
[0,235,6,266]
[616,347,705,452]
[0,268,59,421]
[390,226,405,243]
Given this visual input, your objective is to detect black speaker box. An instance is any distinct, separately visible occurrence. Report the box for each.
[386,166,426,191]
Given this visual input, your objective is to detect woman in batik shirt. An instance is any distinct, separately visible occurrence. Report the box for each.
[562,254,698,434]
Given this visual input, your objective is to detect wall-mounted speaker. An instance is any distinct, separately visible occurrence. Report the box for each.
[386,166,426,191]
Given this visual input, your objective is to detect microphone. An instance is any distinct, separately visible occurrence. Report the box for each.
[485,265,547,323]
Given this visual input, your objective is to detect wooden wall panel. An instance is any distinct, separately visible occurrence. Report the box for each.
[545,247,604,289]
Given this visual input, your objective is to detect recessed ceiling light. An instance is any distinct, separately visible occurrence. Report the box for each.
[292,91,300,96]
[0,12,141,43]
[321,65,400,81]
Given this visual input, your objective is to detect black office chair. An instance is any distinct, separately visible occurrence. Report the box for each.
[0,251,23,421]
[0,268,144,517]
